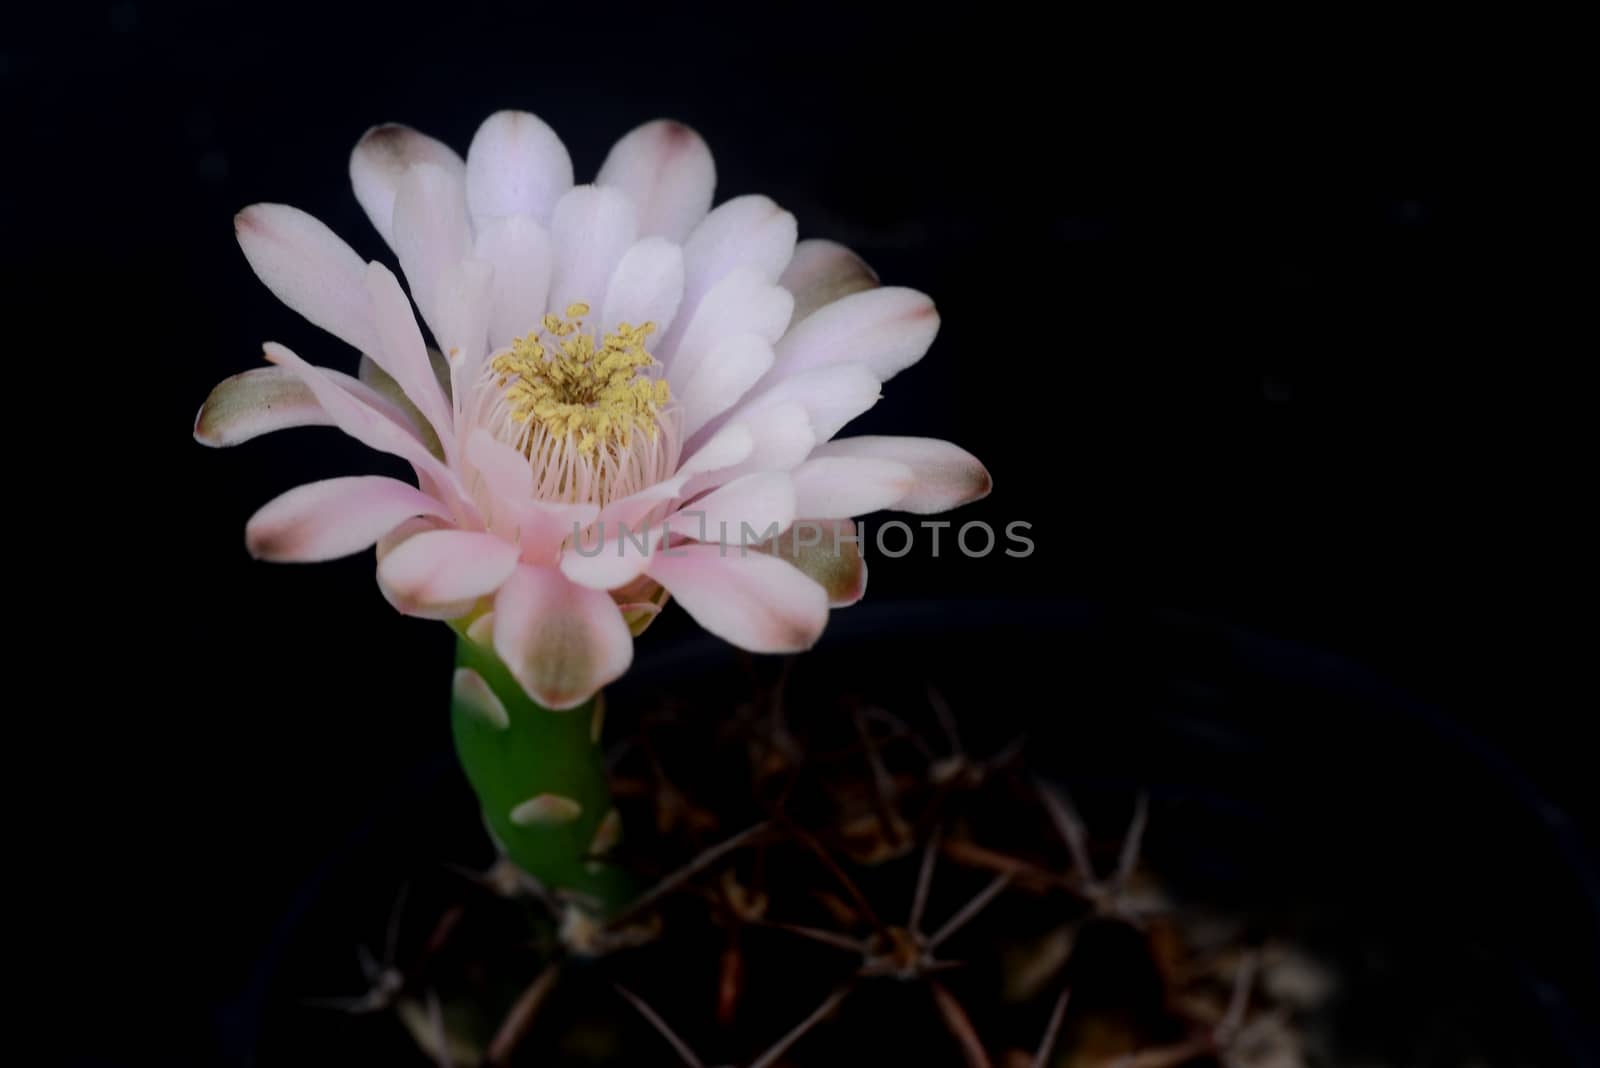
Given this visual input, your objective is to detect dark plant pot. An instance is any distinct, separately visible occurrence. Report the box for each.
[235,598,1600,1066]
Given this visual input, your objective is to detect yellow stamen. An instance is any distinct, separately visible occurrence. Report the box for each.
[488,308,669,457]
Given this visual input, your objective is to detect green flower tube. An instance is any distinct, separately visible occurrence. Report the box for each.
[450,633,631,915]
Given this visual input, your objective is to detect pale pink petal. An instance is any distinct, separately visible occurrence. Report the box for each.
[493,565,634,709]
[464,431,596,561]
[756,518,868,607]
[194,367,329,446]
[365,262,454,448]
[464,110,573,226]
[764,287,938,388]
[646,545,827,654]
[595,119,715,244]
[376,529,519,620]
[356,354,447,460]
[712,364,880,447]
[687,402,815,493]
[263,342,473,521]
[349,124,465,246]
[562,470,795,591]
[195,363,425,448]
[674,333,775,438]
[575,421,757,549]
[474,214,553,351]
[435,259,494,401]
[464,428,533,500]
[789,456,916,519]
[664,471,796,544]
[666,267,792,390]
[779,239,880,323]
[391,162,473,337]
[683,194,798,289]
[601,237,684,336]
[657,195,797,358]
[235,204,378,355]
[559,526,656,591]
[246,476,449,563]
[809,436,993,514]
[548,185,638,318]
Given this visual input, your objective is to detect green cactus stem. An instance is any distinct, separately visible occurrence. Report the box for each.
[450,634,632,916]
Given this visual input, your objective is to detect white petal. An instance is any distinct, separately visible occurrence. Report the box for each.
[667,267,792,389]
[721,364,881,446]
[391,162,473,338]
[474,214,553,351]
[595,119,715,243]
[465,428,533,501]
[646,546,827,654]
[548,185,638,317]
[674,333,775,438]
[658,195,797,358]
[788,457,915,519]
[246,476,449,562]
[689,402,815,492]
[194,367,329,446]
[780,239,880,323]
[493,566,633,709]
[664,471,796,545]
[601,237,684,336]
[767,287,938,386]
[435,258,494,399]
[376,529,520,620]
[262,342,473,520]
[235,204,377,355]
[465,110,573,226]
[809,436,992,514]
[365,262,454,448]
[349,124,465,247]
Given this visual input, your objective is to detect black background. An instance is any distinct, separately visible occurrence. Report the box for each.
[12,4,1591,1064]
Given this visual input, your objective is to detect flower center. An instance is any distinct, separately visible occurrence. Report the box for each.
[474,303,680,507]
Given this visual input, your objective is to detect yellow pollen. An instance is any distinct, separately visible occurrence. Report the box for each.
[489,305,670,456]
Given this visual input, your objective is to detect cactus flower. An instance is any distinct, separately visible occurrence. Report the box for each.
[197,111,990,711]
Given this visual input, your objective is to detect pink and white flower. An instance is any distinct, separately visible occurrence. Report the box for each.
[196,111,990,708]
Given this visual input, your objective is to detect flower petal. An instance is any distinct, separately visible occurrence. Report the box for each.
[392,162,473,340]
[755,518,868,607]
[665,471,796,545]
[263,342,473,520]
[596,119,715,244]
[788,456,916,519]
[465,110,574,226]
[657,194,797,360]
[435,258,494,400]
[688,402,816,493]
[666,267,792,390]
[376,529,520,620]
[765,287,938,387]
[808,436,993,514]
[466,431,595,562]
[246,476,449,562]
[493,565,634,709]
[365,262,454,449]
[601,237,684,337]
[780,239,880,323]
[349,124,465,247]
[646,545,827,654]
[475,214,553,352]
[194,366,329,446]
[712,364,880,448]
[235,204,378,355]
[548,185,638,318]
[356,355,446,461]
[674,333,775,439]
